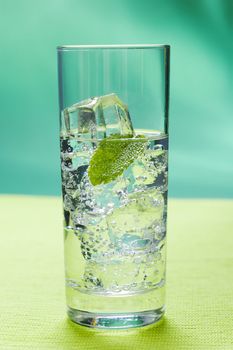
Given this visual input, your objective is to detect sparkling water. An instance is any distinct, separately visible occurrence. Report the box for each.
[61,130,168,316]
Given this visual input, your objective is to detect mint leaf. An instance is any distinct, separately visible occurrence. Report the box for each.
[88,134,146,186]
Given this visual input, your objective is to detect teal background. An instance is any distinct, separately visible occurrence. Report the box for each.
[0,0,232,197]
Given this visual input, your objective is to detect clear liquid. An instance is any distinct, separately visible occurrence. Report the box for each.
[61,130,168,316]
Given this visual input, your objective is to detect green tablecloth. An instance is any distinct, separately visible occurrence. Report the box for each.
[0,196,233,349]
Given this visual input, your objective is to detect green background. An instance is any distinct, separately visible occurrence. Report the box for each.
[0,0,232,198]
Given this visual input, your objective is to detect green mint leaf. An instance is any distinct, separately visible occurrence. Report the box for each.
[88,134,146,186]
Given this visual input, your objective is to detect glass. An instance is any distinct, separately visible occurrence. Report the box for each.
[57,44,170,329]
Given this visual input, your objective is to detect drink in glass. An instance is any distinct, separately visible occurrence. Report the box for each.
[57,45,170,329]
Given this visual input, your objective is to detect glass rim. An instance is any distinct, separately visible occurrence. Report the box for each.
[57,44,170,51]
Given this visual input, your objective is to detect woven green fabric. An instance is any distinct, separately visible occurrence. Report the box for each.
[0,196,233,349]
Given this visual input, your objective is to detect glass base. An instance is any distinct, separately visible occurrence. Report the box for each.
[67,306,165,329]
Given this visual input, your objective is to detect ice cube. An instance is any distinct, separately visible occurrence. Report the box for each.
[106,189,164,251]
[99,94,134,137]
[124,159,157,193]
[73,218,114,263]
[61,93,134,138]
[82,250,164,293]
[107,189,164,232]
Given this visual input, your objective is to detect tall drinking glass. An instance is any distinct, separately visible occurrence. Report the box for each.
[57,44,170,329]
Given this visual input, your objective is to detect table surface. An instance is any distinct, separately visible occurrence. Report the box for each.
[0,196,233,350]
